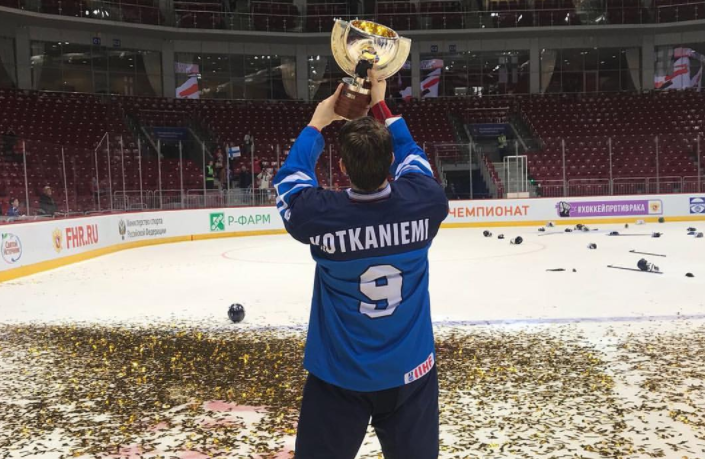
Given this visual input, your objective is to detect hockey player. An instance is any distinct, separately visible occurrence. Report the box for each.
[273,70,448,459]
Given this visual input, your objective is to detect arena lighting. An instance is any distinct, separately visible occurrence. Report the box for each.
[85,8,109,18]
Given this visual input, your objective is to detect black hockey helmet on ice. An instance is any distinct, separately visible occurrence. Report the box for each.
[228,304,246,323]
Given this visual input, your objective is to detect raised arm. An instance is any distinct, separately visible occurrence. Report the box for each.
[273,84,344,221]
[367,70,434,180]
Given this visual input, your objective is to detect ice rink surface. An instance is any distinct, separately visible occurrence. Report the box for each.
[1,221,703,326]
[1,221,705,459]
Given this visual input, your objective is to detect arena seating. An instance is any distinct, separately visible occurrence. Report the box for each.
[0,90,129,148]
[377,1,417,30]
[607,0,649,24]
[483,154,504,196]
[3,0,705,29]
[419,1,464,29]
[656,0,704,22]
[0,89,203,213]
[251,1,299,31]
[175,0,224,28]
[39,0,84,17]
[305,2,347,32]
[2,88,704,213]
[118,0,163,25]
[521,91,703,186]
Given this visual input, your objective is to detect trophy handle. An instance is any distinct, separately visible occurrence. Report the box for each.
[380,37,411,80]
[331,20,357,79]
[334,78,371,120]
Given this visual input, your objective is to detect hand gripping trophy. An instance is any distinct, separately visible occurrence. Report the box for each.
[331,19,411,120]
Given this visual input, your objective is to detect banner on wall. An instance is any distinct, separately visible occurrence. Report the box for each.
[176,76,200,99]
[397,60,443,100]
[152,127,189,141]
[555,199,663,218]
[655,47,705,91]
[468,124,509,138]
[420,68,441,98]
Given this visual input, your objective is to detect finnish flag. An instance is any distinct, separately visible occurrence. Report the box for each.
[228,146,241,159]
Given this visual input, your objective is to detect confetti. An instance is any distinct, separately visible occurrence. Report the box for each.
[1,323,704,458]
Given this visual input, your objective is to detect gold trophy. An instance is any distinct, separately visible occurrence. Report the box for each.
[331,19,411,120]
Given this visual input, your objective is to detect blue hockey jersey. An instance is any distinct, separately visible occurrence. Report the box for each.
[273,116,448,392]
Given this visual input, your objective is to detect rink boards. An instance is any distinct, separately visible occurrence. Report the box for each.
[1,193,705,282]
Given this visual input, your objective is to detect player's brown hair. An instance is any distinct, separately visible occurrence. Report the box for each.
[338,117,393,192]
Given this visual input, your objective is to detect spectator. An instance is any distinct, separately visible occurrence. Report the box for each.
[242,135,251,157]
[445,182,458,200]
[497,133,508,161]
[39,186,58,216]
[205,160,215,189]
[243,134,254,157]
[7,198,21,217]
[253,156,262,175]
[258,167,273,190]
[214,148,224,188]
[238,165,251,188]
[258,167,274,203]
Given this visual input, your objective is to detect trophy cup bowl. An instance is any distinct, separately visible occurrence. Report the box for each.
[331,19,411,120]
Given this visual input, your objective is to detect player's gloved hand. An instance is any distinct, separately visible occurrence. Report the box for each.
[309,83,345,131]
[368,69,387,107]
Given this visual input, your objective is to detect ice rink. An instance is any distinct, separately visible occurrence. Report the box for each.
[2,221,704,326]
[1,221,705,458]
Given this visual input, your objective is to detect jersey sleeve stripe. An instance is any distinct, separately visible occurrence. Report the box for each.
[394,154,433,179]
[274,171,314,190]
[385,116,402,127]
[396,164,427,178]
[275,183,314,210]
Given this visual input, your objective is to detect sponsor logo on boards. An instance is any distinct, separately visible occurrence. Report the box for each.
[1,233,22,264]
[690,197,705,214]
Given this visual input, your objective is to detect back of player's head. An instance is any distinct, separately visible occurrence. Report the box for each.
[338,117,392,192]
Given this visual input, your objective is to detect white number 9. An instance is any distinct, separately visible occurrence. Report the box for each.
[359,265,403,319]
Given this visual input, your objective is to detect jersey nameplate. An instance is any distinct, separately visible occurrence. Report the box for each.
[309,218,431,254]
